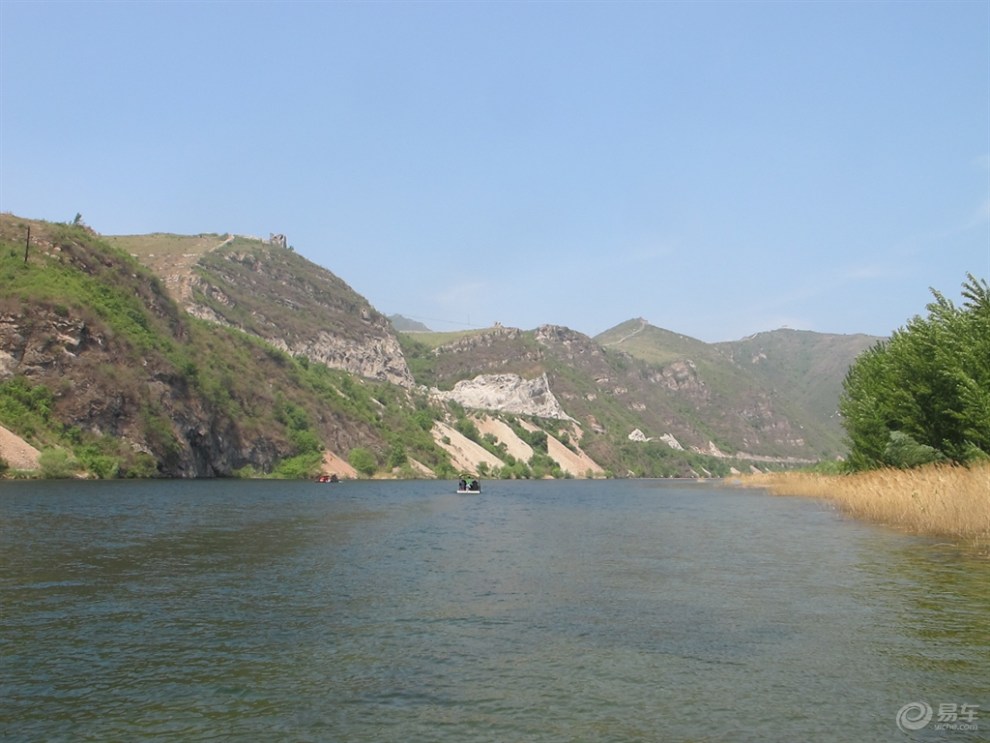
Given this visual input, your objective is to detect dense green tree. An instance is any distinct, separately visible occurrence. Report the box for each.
[455,418,480,442]
[840,274,990,469]
[348,447,377,477]
[386,441,407,470]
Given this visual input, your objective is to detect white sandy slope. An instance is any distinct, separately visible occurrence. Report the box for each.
[547,430,606,477]
[0,424,40,470]
[522,419,605,478]
[432,421,506,474]
[321,450,359,479]
[473,415,534,462]
[433,415,605,478]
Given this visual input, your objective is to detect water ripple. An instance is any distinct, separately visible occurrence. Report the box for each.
[1,479,987,742]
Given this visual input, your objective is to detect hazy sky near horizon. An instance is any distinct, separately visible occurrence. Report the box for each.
[2,1,988,342]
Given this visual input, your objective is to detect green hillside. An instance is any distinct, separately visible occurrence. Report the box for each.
[0,216,446,478]
[597,318,712,365]
[1,214,870,479]
[715,329,880,442]
[594,319,879,459]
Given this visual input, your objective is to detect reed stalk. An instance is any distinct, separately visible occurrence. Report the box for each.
[736,463,990,547]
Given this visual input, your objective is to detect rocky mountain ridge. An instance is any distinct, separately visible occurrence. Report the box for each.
[106,232,414,387]
[405,321,869,472]
[1,216,417,477]
[1,214,879,478]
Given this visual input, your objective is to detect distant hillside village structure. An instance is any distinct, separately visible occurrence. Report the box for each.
[219,232,289,249]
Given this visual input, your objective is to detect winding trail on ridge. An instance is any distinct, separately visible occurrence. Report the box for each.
[603,318,648,347]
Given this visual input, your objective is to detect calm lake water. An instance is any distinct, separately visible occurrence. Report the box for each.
[1,479,987,742]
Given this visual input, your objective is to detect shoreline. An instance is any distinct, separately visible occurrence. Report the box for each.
[734,463,990,551]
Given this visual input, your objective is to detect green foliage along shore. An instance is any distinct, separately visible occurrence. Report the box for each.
[840,274,990,470]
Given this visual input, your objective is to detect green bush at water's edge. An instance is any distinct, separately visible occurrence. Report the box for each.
[840,274,990,470]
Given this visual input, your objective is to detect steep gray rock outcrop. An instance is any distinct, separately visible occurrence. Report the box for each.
[184,242,415,387]
[269,328,414,388]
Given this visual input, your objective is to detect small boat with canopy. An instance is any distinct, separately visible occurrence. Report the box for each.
[457,475,481,494]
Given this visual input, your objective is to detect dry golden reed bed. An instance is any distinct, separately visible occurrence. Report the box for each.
[736,463,990,545]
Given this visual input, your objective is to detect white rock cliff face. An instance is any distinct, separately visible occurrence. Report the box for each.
[432,373,573,420]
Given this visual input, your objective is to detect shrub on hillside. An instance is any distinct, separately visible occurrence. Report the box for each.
[348,447,377,477]
[38,448,78,479]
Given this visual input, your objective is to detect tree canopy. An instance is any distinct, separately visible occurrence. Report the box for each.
[839,274,990,470]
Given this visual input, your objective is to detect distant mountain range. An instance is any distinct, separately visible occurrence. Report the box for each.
[0,214,880,478]
[389,314,433,332]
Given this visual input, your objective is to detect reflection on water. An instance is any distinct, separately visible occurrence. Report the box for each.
[1,479,987,742]
[867,541,990,686]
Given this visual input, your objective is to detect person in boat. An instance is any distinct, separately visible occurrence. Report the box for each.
[469,479,480,491]
[458,479,467,491]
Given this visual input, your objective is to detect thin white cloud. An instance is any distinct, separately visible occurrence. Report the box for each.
[962,196,990,231]
[845,263,899,281]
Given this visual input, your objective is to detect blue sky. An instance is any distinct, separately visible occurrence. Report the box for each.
[2,1,988,342]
